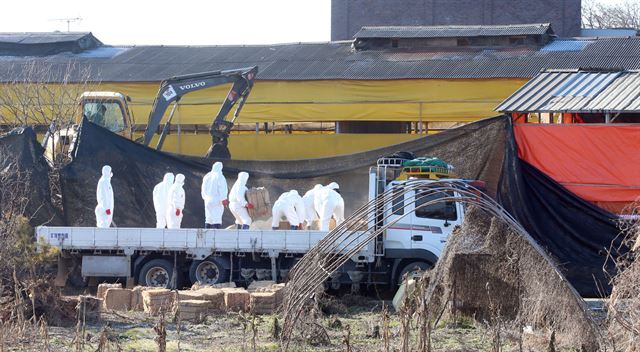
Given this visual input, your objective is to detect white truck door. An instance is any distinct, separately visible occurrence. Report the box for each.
[408,188,462,256]
[383,185,413,250]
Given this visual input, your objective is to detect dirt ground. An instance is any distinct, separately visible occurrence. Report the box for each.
[0,294,591,352]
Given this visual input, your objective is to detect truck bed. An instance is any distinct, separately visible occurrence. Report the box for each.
[36,227,373,258]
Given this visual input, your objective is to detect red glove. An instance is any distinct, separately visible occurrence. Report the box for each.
[246,203,254,209]
[176,209,181,216]
[106,209,111,215]
[222,199,229,207]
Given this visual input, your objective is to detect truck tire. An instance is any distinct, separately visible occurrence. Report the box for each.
[138,259,182,288]
[398,261,431,285]
[189,258,230,285]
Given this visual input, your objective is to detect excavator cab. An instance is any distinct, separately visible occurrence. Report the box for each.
[79,92,133,138]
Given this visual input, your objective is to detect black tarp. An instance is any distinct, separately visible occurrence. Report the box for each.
[0,127,62,226]
[497,119,620,297]
[60,116,620,296]
[61,116,506,228]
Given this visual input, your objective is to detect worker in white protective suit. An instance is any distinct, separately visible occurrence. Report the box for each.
[302,184,323,229]
[166,174,186,229]
[228,172,253,229]
[314,182,345,231]
[201,162,228,229]
[95,165,114,228]
[152,173,174,228]
[271,190,306,230]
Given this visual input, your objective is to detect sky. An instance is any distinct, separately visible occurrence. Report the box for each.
[0,0,629,46]
[0,0,332,45]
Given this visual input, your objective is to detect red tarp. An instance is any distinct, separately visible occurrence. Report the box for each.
[514,124,640,213]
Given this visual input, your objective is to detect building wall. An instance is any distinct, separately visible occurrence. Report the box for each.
[331,0,582,40]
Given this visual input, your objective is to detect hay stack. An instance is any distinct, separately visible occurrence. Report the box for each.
[419,207,601,351]
[178,300,209,323]
[250,292,277,315]
[103,288,132,311]
[142,289,176,315]
[196,287,225,313]
[222,288,250,312]
[97,283,122,299]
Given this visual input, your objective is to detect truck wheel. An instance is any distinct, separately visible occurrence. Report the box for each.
[189,258,229,285]
[398,261,431,285]
[138,259,182,288]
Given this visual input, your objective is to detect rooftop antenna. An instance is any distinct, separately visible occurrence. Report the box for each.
[49,17,83,32]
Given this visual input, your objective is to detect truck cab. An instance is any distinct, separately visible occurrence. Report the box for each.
[367,156,466,284]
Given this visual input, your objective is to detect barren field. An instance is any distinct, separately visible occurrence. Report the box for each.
[1,292,594,352]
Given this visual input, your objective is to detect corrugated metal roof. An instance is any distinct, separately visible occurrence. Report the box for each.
[2,36,640,82]
[496,69,640,113]
[0,32,93,44]
[354,23,552,39]
[541,39,592,52]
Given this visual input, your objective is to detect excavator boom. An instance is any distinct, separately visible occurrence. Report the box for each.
[141,66,258,159]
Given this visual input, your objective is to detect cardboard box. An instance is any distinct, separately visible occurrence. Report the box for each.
[246,187,270,219]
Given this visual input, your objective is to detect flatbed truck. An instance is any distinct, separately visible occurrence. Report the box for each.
[37,156,478,290]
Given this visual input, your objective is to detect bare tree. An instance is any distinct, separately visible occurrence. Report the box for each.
[582,0,640,29]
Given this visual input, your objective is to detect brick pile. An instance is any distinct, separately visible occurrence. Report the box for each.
[142,288,176,315]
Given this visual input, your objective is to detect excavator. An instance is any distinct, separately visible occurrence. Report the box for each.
[44,66,257,161]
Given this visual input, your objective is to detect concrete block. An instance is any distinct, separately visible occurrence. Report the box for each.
[103,288,132,311]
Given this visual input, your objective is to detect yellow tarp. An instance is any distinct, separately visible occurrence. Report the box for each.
[138,133,422,160]
[1,78,525,124]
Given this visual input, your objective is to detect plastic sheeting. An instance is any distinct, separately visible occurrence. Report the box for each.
[61,116,506,228]
[60,116,621,296]
[500,120,620,297]
[0,127,62,226]
[514,124,640,213]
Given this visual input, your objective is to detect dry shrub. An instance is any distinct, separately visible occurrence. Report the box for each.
[607,214,640,351]
[418,207,601,351]
[0,150,65,334]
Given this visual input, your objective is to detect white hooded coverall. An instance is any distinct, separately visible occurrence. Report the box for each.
[314,183,345,231]
[201,162,228,227]
[271,190,306,229]
[152,173,174,228]
[95,165,114,228]
[229,172,252,228]
[166,174,186,229]
[302,184,323,226]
